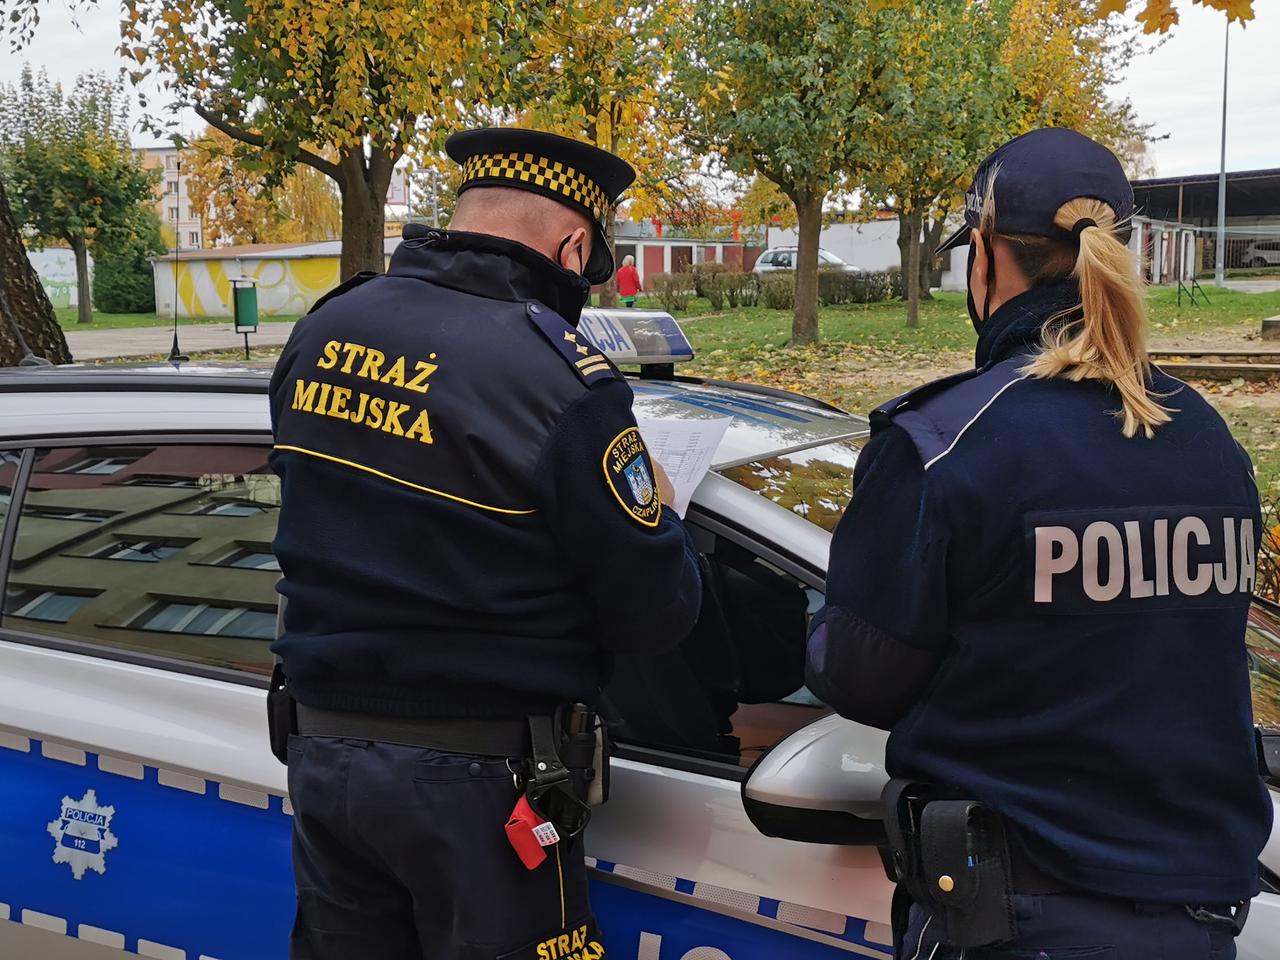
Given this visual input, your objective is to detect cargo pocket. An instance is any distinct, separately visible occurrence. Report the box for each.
[489,917,605,960]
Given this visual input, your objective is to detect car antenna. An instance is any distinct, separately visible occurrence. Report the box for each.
[0,286,53,368]
[167,128,189,369]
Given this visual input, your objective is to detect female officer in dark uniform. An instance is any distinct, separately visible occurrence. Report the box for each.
[806,128,1272,959]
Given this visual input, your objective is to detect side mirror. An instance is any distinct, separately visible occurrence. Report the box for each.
[742,713,889,845]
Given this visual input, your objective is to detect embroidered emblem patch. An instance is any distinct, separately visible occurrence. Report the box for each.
[48,789,118,880]
[603,427,661,527]
[496,918,606,960]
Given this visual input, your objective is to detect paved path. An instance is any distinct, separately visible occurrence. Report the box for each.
[64,321,296,361]
[1224,278,1280,294]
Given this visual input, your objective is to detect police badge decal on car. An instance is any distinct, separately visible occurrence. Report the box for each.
[48,789,118,880]
[603,427,661,527]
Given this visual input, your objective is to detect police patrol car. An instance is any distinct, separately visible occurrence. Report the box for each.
[1,310,1278,960]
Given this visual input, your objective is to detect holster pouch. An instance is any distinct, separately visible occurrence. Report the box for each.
[266,662,297,766]
[882,779,1017,949]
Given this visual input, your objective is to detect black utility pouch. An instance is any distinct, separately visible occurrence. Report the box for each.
[266,662,297,765]
[919,800,1017,948]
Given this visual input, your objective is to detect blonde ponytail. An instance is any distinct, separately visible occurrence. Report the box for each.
[1020,198,1172,439]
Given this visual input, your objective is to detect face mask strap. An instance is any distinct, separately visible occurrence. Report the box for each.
[556,235,584,276]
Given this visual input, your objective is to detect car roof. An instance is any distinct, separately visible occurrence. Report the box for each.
[0,364,868,466]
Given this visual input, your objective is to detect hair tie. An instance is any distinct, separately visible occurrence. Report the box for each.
[1072,218,1098,240]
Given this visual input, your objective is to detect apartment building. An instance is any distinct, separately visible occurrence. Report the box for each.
[140,146,204,251]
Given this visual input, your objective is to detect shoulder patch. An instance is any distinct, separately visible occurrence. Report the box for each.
[527,303,621,387]
[602,426,662,527]
[307,271,380,316]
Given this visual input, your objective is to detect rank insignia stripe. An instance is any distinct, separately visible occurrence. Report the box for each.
[602,427,662,528]
[528,304,621,387]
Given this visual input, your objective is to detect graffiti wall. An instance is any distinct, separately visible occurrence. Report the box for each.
[152,256,343,319]
[28,247,86,309]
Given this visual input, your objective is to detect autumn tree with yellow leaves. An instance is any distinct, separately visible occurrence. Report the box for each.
[111,0,546,278]
[185,127,341,246]
[513,0,710,303]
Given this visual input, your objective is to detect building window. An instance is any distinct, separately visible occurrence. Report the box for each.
[22,506,115,522]
[85,540,187,563]
[57,451,145,475]
[4,589,97,623]
[167,180,177,194]
[130,601,275,640]
[215,547,280,571]
[122,475,200,488]
[189,501,268,518]
[187,206,197,220]
[188,231,199,247]
[165,155,175,169]
[168,207,178,221]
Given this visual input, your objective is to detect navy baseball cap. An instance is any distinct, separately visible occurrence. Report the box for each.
[936,128,1135,255]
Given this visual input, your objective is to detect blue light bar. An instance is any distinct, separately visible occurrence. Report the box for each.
[577,309,694,366]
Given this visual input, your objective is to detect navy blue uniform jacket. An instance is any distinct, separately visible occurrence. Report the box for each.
[807,280,1272,904]
[268,227,702,720]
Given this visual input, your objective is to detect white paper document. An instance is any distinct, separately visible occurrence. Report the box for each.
[635,417,733,518]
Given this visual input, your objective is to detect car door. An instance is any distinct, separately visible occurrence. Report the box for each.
[586,510,894,959]
[0,438,294,960]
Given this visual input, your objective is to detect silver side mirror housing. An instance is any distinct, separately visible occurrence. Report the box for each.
[742,713,890,845]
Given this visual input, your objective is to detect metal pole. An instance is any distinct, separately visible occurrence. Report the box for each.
[1214,20,1230,286]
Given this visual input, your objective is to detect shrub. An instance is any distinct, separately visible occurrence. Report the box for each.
[690,261,729,299]
[93,208,166,314]
[647,272,692,313]
[759,272,795,310]
[817,267,856,306]
[886,266,906,300]
[722,272,758,308]
[1260,499,1280,605]
[702,271,726,310]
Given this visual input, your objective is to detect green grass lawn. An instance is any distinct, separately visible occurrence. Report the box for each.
[56,308,300,330]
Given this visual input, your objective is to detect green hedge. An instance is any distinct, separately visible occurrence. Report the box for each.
[93,210,166,314]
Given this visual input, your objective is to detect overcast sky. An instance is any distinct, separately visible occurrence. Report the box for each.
[1,2,1276,178]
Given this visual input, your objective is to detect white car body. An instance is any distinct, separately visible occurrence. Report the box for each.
[752,247,857,274]
[0,311,1277,960]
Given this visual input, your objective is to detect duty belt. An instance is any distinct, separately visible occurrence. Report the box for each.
[295,704,532,757]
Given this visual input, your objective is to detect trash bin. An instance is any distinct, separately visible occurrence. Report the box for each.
[233,279,259,333]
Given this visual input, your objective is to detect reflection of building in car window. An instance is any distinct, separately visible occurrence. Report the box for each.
[607,534,830,767]
[717,438,865,533]
[0,445,280,675]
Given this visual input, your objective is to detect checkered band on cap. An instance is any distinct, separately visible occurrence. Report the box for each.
[461,152,610,221]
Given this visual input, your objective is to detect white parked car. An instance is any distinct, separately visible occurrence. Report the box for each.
[0,311,1277,960]
[752,247,858,274]
[1245,240,1280,268]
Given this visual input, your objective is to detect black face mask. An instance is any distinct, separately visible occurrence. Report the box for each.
[966,242,981,330]
[966,235,997,332]
[556,234,591,308]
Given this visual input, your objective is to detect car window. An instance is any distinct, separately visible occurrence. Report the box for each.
[716,437,867,533]
[0,450,17,548]
[1,444,280,676]
[606,532,829,769]
[775,252,793,268]
[1248,608,1280,730]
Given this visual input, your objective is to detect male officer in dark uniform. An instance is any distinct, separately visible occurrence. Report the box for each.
[268,128,702,960]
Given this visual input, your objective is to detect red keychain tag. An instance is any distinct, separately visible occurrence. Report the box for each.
[506,795,560,871]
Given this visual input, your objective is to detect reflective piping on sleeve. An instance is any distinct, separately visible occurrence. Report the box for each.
[922,376,1027,471]
[272,444,538,515]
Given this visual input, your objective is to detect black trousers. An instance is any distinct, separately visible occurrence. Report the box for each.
[287,735,603,960]
[900,893,1238,960]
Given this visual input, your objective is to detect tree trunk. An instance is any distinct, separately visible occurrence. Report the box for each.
[338,148,390,280]
[791,193,823,346]
[71,236,93,324]
[919,215,948,302]
[897,208,911,281]
[598,217,618,307]
[905,207,922,329]
[0,179,71,365]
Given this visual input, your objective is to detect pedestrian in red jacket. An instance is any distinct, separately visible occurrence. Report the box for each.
[617,255,642,307]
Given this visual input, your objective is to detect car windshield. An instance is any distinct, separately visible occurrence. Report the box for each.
[715,438,866,533]
[818,251,844,265]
